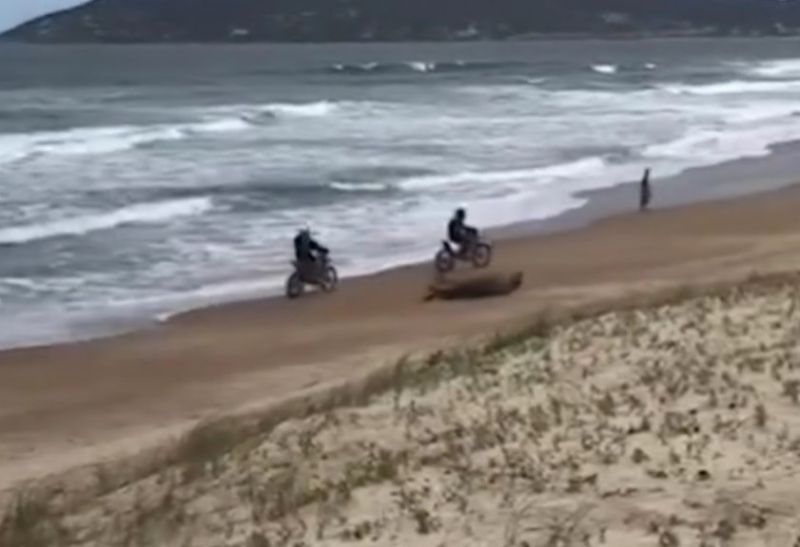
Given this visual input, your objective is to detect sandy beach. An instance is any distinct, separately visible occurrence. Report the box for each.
[6,183,800,544]
[4,163,800,506]
[8,37,800,547]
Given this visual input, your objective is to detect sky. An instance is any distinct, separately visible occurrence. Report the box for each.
[0,0,87,32]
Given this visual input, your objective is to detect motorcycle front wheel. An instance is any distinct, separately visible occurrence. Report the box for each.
[320,265,339,292]
[471,243,492,269]
[434,249,455,273]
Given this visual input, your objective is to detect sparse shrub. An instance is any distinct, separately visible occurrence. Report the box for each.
[754,403,768,428]
[659,529,680,547]
[783,380,800,404]
[0,494,54,547]
[631,448,650,464]
[247,530,271,547]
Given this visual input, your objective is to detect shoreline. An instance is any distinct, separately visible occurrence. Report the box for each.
[139,138,800,327]
[496,139,800,238]
[8,139,800,353]
[5,158,800,492]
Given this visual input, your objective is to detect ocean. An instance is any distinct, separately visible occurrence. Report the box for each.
[2,39,800,348]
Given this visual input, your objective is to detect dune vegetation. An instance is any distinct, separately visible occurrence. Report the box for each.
[5,278,800,547]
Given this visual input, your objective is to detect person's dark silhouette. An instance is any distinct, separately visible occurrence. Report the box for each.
[293,228,328,278]
[639,168,652,212]
[448,208,478,255]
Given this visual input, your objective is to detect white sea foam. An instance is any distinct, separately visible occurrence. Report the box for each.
[0,101,347,165]
[747,58,800,78]
[591,64,618,74]
[520,77,547,85]
[407,61,436,73]
[397,157,607,192]
[661,79,800,96]
[0,197,213,245]
[644,121,800,166]
[261,101,341,117]
[0,121,241,164]
[0,277,40,290]
[182,118,252,134]
[0,125,183,164]
[330,182,391,192]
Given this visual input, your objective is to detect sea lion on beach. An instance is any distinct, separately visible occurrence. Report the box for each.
[424,271,524,302]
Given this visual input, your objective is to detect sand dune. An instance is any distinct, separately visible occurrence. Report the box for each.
[7,276,800,546]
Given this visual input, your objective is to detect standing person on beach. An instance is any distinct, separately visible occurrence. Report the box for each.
[640,168,652,212]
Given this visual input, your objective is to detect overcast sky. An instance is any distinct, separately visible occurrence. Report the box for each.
[0,0,87,32]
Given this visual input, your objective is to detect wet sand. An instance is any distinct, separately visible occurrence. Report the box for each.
[4,171,800,493]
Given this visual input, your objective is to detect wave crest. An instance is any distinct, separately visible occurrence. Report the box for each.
[397,157,609,191]
[262,101,340,117]
[0,197,213,245]
[591,64,618,75]
[0,100,349,164]
[747,59,800,78]
[328,60,524,75]
[661,79,800,96]
[0,119,249,165]
[329,182,392,192]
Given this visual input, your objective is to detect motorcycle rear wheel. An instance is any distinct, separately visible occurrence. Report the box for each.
[286,272,304,299]
[320,265,339,292]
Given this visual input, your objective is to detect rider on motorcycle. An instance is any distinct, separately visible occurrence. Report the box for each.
[294,228,329,278]
[448,208,478,256]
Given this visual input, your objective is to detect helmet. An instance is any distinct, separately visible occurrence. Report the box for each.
[455,208,466,220]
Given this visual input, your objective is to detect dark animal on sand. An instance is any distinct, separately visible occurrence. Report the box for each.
[424,271,524,301]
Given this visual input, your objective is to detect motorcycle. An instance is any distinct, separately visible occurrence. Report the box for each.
[285,252,339,299]
[434,237,493,273]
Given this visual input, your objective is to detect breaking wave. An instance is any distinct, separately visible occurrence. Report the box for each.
[591,64,618,75]
[396,156,609,191]
[660,79,800,96]
[590,63,654,74]
[328,60,526,75]
[329,182,392,192]
[256,100,341,117]
[0,197,213,245]
[746,58,800,78]
[0,101,349,164]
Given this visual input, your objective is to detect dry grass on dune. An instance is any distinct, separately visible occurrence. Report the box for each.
[7,280,800,546]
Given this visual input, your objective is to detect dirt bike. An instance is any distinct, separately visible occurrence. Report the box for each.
[285,252,339,299]
[434,237,492,273]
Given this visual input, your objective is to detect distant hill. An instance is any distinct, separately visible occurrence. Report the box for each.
[4,0,800,43]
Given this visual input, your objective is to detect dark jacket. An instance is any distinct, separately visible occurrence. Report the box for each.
[448,218,465,243]
[294,233,328,262]
[448,218,476,244]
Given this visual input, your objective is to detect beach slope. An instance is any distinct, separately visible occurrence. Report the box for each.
[3,183,800,502]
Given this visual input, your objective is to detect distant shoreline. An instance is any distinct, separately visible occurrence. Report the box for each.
[4,29,800,45]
